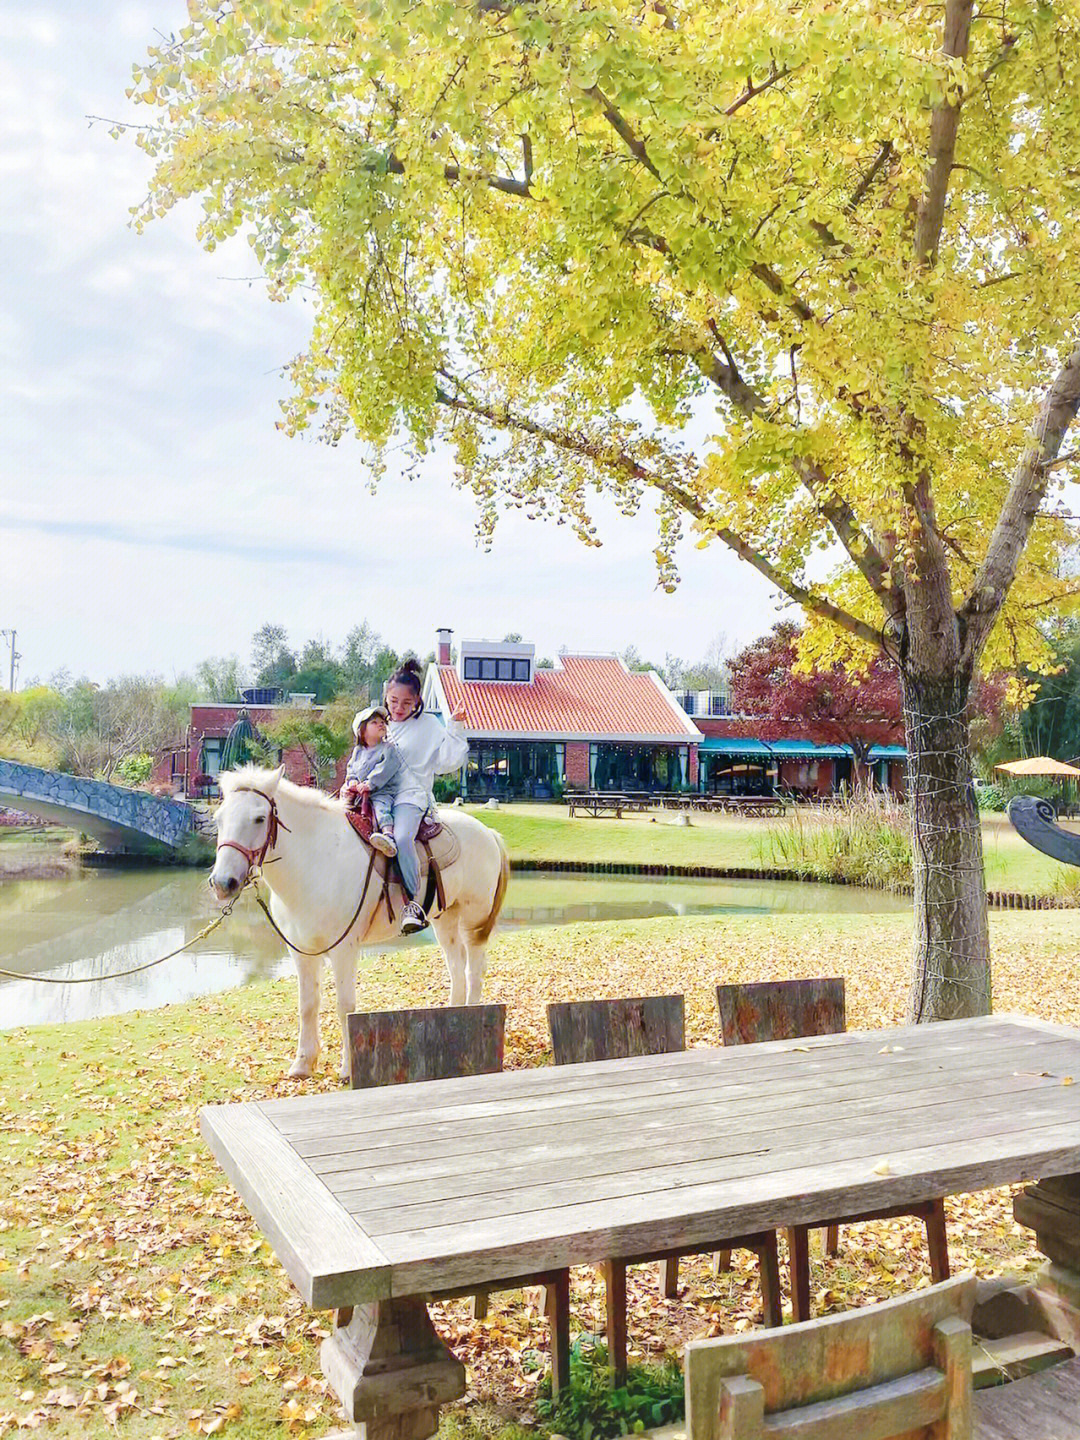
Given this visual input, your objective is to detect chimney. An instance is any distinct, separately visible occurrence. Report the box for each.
[436,627,453,667]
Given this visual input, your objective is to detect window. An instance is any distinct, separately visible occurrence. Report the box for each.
[201,738,223,777]
[464,655,530,681]
[677,692,696,714]
[709,691,730,716]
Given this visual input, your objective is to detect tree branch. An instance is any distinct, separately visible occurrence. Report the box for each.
[914,0,975,265]
[582,85,664,183]
[434,381,884,647]
[961,338,1080,657]
[723,65,797,117]
[679,336,895,603]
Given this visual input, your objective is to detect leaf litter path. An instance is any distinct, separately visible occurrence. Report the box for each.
[2,908,1077,1438]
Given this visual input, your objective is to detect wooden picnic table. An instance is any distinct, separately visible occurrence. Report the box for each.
[200,1015,1080,1438]
[566,791,654,818]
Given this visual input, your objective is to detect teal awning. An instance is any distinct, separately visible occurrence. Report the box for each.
[698,738,775,757]
[697,737,907,761]
[768,741,850,759]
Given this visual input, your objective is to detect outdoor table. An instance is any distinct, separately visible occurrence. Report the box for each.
[200,1015,1080,1438]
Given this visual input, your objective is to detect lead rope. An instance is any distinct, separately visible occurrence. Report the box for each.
[249,845,378,957]
[0,886,249,984]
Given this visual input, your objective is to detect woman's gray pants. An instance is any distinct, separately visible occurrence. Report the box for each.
[392,802,426,900]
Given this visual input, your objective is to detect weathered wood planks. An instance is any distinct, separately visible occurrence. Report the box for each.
[685,1274,975,1440]
[716,977,845,1047]
[547,994,685,1065]
[973,1354,1080,1439]
[198,1104,389,1308]
[200,1018,1080,1308]
[347,1005,505,1089]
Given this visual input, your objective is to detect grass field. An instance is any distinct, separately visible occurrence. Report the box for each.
[465,803,1080,896]
[1,802,1076,895]
[2,906,1078,1439]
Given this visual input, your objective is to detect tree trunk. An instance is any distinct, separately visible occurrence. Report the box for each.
[901,666,991,1022]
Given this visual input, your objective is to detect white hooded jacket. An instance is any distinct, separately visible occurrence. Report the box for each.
[387,711,469,810]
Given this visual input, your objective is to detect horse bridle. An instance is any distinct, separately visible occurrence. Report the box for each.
[215,786,289,877]
[214,784,377,957]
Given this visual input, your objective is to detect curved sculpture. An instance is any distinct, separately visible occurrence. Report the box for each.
[1007,794,1080,867]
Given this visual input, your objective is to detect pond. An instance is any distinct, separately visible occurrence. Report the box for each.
[0,864,909,1030]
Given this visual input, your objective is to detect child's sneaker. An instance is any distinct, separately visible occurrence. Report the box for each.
[369,831,397,857]
[400,900,428,935]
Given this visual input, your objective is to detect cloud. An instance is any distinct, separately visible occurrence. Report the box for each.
[0,0,783,686]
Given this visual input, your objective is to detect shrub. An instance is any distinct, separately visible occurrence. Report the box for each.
[433,775,461,803]
[758,791,912,889]
[534,1341,684,1439]
[975,782,1007,812]
[113,753,153,787]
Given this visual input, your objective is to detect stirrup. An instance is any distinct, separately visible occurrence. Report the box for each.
[400,901,428,935]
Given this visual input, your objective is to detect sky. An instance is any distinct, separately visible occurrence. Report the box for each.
[0,1,787,690]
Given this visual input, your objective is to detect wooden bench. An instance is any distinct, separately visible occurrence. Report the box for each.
[684,1273,975,1440]
[974,1354,1080,1438]
[566,791,653,818]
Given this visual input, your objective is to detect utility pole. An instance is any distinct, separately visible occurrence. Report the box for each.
[0,629,17,690]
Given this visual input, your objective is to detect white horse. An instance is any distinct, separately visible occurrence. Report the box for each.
[209,765,509,1081]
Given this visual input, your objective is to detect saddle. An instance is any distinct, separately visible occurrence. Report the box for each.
[344,795,461,921]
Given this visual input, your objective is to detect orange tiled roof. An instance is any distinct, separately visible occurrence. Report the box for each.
[436,656,700,741]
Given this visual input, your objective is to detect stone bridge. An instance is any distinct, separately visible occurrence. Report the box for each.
[0,759,197,853]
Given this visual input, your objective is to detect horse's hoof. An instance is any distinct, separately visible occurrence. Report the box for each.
[288,1061,313,1080]
[338,1069,350,1085]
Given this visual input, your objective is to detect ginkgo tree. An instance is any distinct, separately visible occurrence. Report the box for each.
[129,0,1080,1020]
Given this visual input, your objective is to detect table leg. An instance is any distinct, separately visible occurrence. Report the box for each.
[321,1296,466,1440]
[1013,1172,1080,1350]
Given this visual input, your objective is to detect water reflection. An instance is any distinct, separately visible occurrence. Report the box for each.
[0,867,907,1030]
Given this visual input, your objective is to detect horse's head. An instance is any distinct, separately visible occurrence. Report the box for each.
[209,766,286,901]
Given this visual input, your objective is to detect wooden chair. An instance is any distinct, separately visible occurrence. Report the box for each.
[346,1005,571,1395]
[684,1272,975,1440]
[547,996,782,1387]
[715,978,951,1322]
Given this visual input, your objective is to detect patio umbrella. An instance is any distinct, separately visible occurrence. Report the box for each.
[220,709,260,772]
[995,755,1080,817]
[994,756,1080,777]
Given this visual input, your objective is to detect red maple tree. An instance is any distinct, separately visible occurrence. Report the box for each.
[730,624,1008,773]
[729,623,904,768]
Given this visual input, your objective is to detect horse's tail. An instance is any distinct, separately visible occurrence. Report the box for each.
[470,831,509,946]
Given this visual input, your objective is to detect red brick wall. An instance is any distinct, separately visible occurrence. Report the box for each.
[778,759,834,796]
[161,704,325,795]
[688,746,698,788]
[565,741,589,789]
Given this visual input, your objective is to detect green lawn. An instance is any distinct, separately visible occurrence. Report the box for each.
[467,803,1080,897]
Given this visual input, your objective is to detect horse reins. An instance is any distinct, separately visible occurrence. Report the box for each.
[217,786,379,958]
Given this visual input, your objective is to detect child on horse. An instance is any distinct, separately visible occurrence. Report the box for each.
[343,705,401,860]
[380,658,469,935]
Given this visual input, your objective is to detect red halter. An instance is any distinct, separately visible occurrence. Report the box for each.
[215,787,289,875]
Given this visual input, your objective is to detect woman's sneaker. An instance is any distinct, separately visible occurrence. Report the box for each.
[400,900,428,935]
[369,831,397,857]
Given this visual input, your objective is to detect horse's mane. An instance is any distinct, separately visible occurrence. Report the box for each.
[219,765,344,813]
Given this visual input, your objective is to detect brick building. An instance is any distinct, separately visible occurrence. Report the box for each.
[154,691,325,797]
[424,632,702,799]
